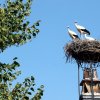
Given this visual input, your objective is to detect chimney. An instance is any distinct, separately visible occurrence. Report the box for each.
[83,68,98,79]
[80,68,100,100]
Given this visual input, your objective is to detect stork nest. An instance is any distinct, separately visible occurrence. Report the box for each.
[64,40,100,66]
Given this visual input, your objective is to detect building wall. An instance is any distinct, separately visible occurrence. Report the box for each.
[80,95,100,100]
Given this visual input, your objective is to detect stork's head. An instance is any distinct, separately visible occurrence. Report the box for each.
[67,26,70,28]
[74,21,77,24]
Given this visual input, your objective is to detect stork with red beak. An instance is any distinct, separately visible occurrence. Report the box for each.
[74,22,90,38]
[67,26,80,41]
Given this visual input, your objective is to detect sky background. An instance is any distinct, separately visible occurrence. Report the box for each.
[0,0,100,100]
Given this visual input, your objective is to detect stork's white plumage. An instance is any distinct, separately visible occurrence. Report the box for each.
[74,22,90,36]
[84,34,95,41]
[67,26,79,40]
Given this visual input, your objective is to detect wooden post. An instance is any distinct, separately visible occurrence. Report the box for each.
[90,63,94,100]
[78,64,80,100]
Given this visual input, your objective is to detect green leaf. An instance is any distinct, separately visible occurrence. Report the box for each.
[27,92,32,95]
[32,33,36,36]
[13,57,18,60]
[30,87,34,91]
[40,85,44,88]
[0,74,2,82]
[8,72,12,76]
[13,61,20,66]
[31,76,34,81]
[23,96,29,100]
[35,20,41,26]
[27,35,31,39]
[36,29,39,33]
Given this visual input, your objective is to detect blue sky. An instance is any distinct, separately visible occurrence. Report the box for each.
[0,0,100,100]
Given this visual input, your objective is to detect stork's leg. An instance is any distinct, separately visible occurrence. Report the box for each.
[80,34,82,39]
[81,34,84,40]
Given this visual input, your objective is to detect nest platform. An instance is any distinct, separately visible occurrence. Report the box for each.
[64,40,100,66]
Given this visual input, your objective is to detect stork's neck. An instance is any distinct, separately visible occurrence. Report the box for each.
[84,34,87,38]
[75,23,78,27]
[67,27,70,31]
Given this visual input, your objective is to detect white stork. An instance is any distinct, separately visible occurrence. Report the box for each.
[84,34,95,41]
[74,22,90,38]
[67,26,80,40]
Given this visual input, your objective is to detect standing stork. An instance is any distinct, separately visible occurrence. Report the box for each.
[67,26,80,41]
[84,34,95,41]
[74,22,90,38]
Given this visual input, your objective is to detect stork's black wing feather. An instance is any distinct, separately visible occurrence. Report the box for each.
[73,35,80,39]
[81,29,90,35]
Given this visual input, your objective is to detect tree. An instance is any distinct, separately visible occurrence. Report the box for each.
[0,0,44,99]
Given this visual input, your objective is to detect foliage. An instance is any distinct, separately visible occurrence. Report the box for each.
[0,58,44,100]
[0,0,44,100]
[0,0,40,52]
